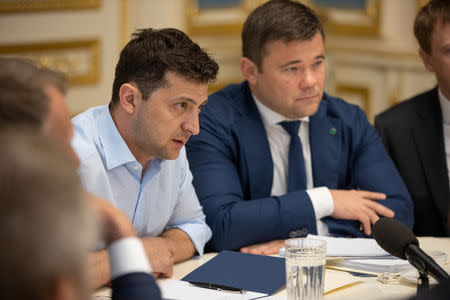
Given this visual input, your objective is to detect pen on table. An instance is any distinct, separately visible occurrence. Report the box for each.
[188,281,246,294]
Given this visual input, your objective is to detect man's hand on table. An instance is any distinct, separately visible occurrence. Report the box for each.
[240,239,286,255]
[330,189,393,235]
[141,236,174,278]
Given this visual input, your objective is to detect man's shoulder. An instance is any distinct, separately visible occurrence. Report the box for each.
[72,105,108,135]
[71,105,108,160]
[72,105,107,130]
[321,93,368,125]
[202,81,249,120]
[375,88,436,125]
[209,82,247,103]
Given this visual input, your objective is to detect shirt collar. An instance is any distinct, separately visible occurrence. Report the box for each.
[252,94,309,126]
[438,88,450,125]
[97,105,139,170]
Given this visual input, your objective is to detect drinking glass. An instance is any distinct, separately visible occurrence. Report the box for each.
[285,238,327,300]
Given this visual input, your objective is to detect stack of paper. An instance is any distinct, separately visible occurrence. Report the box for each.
[327,258,413,274]
[279,234,413,274]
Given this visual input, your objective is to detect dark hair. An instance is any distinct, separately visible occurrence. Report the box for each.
[414,0,450,54]
[242,0,324,70]
[0,57,68,129]
[110,28,219,106]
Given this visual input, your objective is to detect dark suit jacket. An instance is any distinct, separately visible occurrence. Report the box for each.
[186,81,414,251]
[112,272,161,300]
[375,87,450,236]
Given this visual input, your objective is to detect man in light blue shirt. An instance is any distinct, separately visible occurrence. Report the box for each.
[72,28,219,287]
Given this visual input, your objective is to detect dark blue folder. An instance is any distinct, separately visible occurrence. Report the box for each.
[181,250,286,295]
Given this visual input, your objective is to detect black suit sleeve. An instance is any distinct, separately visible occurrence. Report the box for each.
[112,272,161,300]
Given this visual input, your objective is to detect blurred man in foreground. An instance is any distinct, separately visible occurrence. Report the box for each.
[0,57,161,297]
[0,130,161,300]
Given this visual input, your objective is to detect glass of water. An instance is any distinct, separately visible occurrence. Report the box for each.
[285,238,327,300]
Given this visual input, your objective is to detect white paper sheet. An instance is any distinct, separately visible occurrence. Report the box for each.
[158,280,268,300]
[279,234,392,257]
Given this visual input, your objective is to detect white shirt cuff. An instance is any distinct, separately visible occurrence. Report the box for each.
[306,187,334,219]
[108,237,152,280]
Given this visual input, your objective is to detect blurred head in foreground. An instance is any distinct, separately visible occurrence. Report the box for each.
[0,57,77,165]
[0,130,96,300]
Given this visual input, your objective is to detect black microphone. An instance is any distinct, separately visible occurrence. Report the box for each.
[373,217,449,283]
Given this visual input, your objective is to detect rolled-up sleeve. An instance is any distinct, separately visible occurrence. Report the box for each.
[165,150,212,255]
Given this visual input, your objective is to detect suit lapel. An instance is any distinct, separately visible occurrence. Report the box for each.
[413,89,449,229]
[309,97,342,188]
[236,84,273,199]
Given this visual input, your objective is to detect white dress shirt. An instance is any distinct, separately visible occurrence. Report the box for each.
[253,96,334,235]
[72,105,212,255]
[438,89,450,189]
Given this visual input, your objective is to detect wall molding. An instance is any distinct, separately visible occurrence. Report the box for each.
[0,39,100,86]
[0,0,100,13]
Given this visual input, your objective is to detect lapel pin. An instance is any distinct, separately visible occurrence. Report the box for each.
[329,128,337,135]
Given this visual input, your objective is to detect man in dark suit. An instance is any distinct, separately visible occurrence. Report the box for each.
[375,0,450,237]
[0,58,161,300]
[186,0,414,254]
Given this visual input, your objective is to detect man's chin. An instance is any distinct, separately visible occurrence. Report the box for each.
[289,105,320,119]
[159,150,181,160]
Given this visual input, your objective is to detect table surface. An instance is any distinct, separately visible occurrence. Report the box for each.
[94,237,450,300]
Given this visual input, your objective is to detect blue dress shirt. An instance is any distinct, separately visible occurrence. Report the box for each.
[71,105,212,255]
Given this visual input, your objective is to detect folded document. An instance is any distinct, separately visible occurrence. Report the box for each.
[182,250,285,295]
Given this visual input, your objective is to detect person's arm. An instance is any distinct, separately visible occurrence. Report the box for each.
[324,107,413,238]
[239,188,395,255]
[161,148,212,258]
[89,250,111,289]
[88,193,162,300]
[89,237,174,288]
[161,228,196,262]
[88,193,172,289]
[109,238,161,300]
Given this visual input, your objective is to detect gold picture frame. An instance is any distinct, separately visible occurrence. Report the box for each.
[0,39,100,86]
[417,0,429,10]
[186,0,264,35]
[0,0,100,13]
[304,0,381,36]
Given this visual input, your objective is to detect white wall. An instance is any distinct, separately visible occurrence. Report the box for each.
[0,0,435,121]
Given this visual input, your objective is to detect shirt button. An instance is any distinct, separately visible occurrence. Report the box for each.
[134,166,139,170]
[289,231,297,238]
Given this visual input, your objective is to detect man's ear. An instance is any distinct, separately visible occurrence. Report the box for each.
[118,83,141,114]
[240,57,259,85]
[419,48,434,73]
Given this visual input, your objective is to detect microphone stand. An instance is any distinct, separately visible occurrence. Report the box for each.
[417,270,429,297]
[405,247,431,296]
